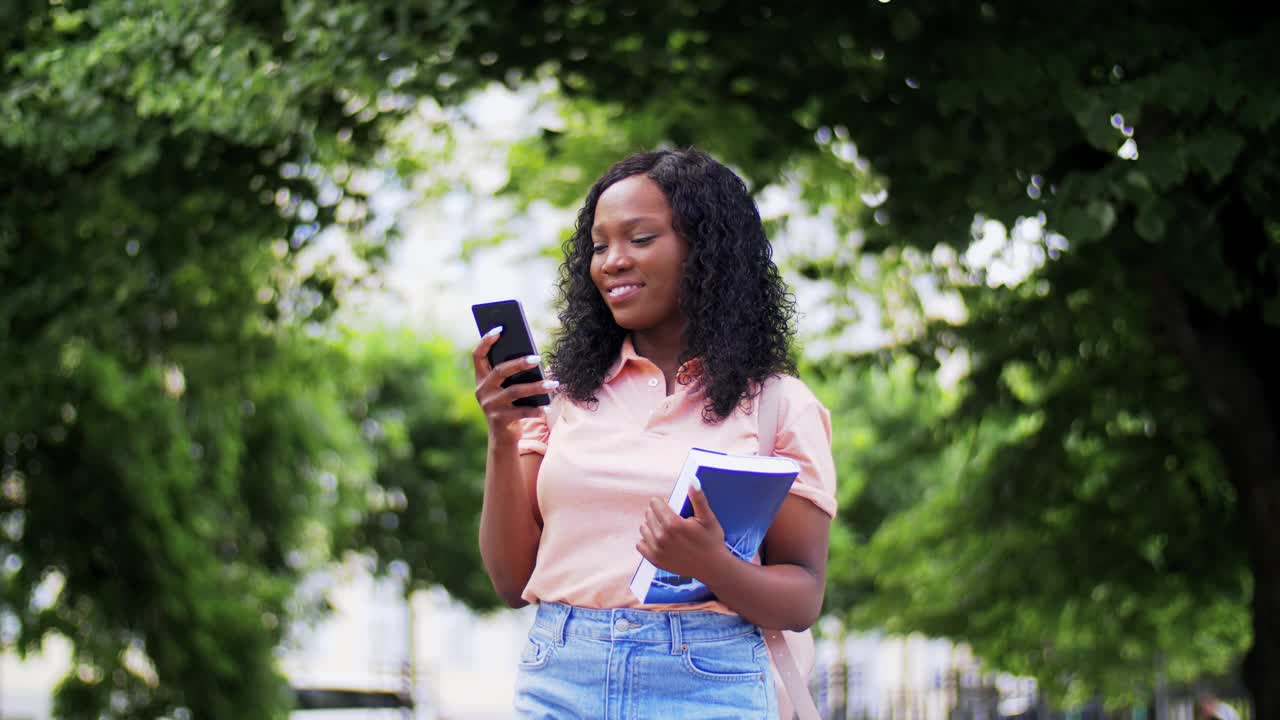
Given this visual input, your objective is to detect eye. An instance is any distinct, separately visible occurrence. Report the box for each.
[632,235,655,245]
[592,244,607,254]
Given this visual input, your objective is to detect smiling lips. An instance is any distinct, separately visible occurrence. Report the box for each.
[607,283,644,301]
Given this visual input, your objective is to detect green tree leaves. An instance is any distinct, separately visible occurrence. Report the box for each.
[2,2,494,717]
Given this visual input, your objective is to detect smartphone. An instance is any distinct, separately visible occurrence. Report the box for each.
[471,299,551,407]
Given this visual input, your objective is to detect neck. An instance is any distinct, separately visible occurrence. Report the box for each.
[630,321,689,381]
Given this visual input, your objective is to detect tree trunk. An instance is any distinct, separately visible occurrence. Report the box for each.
[1227,428,1280,719]
[1243,511,1280,720]
[1160,305,1280,717]
[1147,194,1280,718]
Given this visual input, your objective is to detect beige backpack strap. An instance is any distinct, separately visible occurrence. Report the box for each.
[757,376,821,720]
[757,374,780,458]
[765,631,821,720]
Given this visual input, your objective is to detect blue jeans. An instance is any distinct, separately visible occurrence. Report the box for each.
[514,601,776,719]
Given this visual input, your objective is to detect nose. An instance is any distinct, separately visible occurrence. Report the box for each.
[600,245,634,275]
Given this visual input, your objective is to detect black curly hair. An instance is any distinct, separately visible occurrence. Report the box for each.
[546,149,798,423]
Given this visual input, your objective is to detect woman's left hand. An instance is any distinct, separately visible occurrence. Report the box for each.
[636,483,731,580]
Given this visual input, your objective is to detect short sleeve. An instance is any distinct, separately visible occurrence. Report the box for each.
[772,379,838,517]
[516,390,564,455]
[516,411,549,455]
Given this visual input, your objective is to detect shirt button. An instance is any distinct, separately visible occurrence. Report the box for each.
[648,378,659,387]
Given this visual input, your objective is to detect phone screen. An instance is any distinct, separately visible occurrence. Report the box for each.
[471,299,551,407]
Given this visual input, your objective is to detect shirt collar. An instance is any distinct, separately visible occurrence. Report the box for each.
[603,335,705,386]
[602,335,641,383]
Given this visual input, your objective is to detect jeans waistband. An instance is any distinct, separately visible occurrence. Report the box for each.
[532,601,758,655]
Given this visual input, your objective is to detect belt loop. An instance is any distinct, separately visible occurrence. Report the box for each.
[668,612,684,655]
[552,603,570,647]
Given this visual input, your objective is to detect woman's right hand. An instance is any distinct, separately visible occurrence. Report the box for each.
[472,327,558,443]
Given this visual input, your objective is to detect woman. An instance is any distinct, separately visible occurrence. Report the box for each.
[472,149,837,719]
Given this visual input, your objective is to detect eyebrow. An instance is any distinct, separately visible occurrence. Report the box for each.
[591,216,661,239]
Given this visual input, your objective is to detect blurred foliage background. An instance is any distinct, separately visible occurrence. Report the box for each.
[3,1,1277,718]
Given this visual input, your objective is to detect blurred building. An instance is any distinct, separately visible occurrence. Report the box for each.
[809,623,1037,720]
[0,557,532,720]
[3,571,1240,720]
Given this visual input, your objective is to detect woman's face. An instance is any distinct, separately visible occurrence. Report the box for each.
[589,175,689,333]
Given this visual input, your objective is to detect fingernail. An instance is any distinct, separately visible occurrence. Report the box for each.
[526,354,541,365]
[484,325,503,338]
[691,477,702,492]
[543,380,560,390]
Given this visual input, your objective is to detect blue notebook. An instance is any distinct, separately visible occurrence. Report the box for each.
[629,447,800,604]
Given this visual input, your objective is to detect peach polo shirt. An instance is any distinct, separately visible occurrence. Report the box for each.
[515,335,838,614]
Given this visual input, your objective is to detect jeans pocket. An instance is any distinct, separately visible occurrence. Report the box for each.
[518,633,555,671]
[681,637,766,683]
